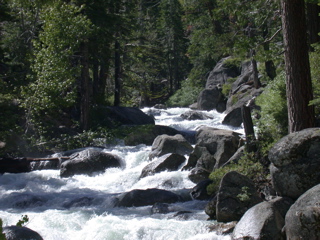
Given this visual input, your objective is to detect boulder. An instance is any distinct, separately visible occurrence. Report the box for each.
[223,87,263,127]
[205,56,240,89]
[0,157,30,174]
[190,179,213,200]
[221,145,245,168]
[232,201,285,240]
[149,134,193,160]
[195,127,241,169]
[92,106,155,127]
[215,171,263,222]
[115,188,182,207]
[140,153,186,178]
[197,87,225,112]
[268,128,320,199]
[188,167,211,184]
[60,148,124,178]
[3,226,43,240]
[183,145,216,171]
[285,184,320,239]
[180,110,213,121]
[124,125,180,146]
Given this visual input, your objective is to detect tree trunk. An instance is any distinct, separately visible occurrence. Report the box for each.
[80,42,90,130]
[306,2,320,51]
[281,0,315,133]
[242,104,256,152]
[114,39,121,106]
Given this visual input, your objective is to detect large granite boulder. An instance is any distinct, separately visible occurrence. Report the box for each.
[285,184,320,239]
[114,188,182,207]
[197,87,225,112]
[232,200,287,240]
[205,56,240,89]
[3,226,43,240]
[140,153,186,178]
[92,106,155,127]
[149,134,193,160]
[60,148,124,178]
[195,127,241,169]
[268,128,320,199]
[214,171,263,222]
[124,125,180,146]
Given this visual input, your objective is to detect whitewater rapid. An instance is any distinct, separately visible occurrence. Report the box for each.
[0,108,243,240]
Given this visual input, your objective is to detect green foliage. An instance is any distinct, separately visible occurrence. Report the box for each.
[166,78,202,107]
[16,215,29,227]
[0,218,6,240]
[255,71,288,153]
[207,151,265,195]
[309,44,320,114]
[237,186,251,202]
[222,77,237,96]
[21,1,93,136]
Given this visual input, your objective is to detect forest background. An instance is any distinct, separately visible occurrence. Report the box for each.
[0,0,320,157]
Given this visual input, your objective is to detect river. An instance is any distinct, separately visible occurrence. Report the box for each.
[0,107,243,240]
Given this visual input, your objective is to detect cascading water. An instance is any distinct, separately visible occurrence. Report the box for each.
[0,108,243,240]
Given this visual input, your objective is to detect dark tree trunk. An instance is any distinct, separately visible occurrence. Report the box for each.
[242,104,256,152]
[306,2,320,51]
[251,59,261,89]
[114,39,121,106]
[80,42,90,130]
[281,0,315,133]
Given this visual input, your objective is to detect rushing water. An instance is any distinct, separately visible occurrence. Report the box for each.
[0,108,243,240]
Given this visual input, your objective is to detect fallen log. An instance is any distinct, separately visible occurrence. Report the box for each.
[26,157,70,162]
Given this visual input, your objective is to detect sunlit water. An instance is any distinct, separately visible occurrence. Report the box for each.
[0,108,243,240]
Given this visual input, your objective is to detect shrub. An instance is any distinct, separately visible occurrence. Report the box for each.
[207,151,265,195]
[309,43,320,115]
[254,71,288,153]
[166,78,202,107]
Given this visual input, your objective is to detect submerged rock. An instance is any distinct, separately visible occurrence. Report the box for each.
[3,226,43,240]
[115,188,182,207]
[60,148,124,178]
[140,153,186,178]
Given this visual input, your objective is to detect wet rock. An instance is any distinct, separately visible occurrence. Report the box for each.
[268,128,320,199]
[285,184,320,239]
[151,202,170,214]
[195,126,241,169]
[233,201,285,240]
[215,171,263,222]
[188,167,211,184]
[3,226,43,240]
[183,145,216,171]
[140,153,186,178]
[124,125,180,146]
[115,188,182,207]
[180,110,213,121]
[92,106,155,127]
[190,179,213,200]
[60,148,124,178]
[149,134,193,160]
